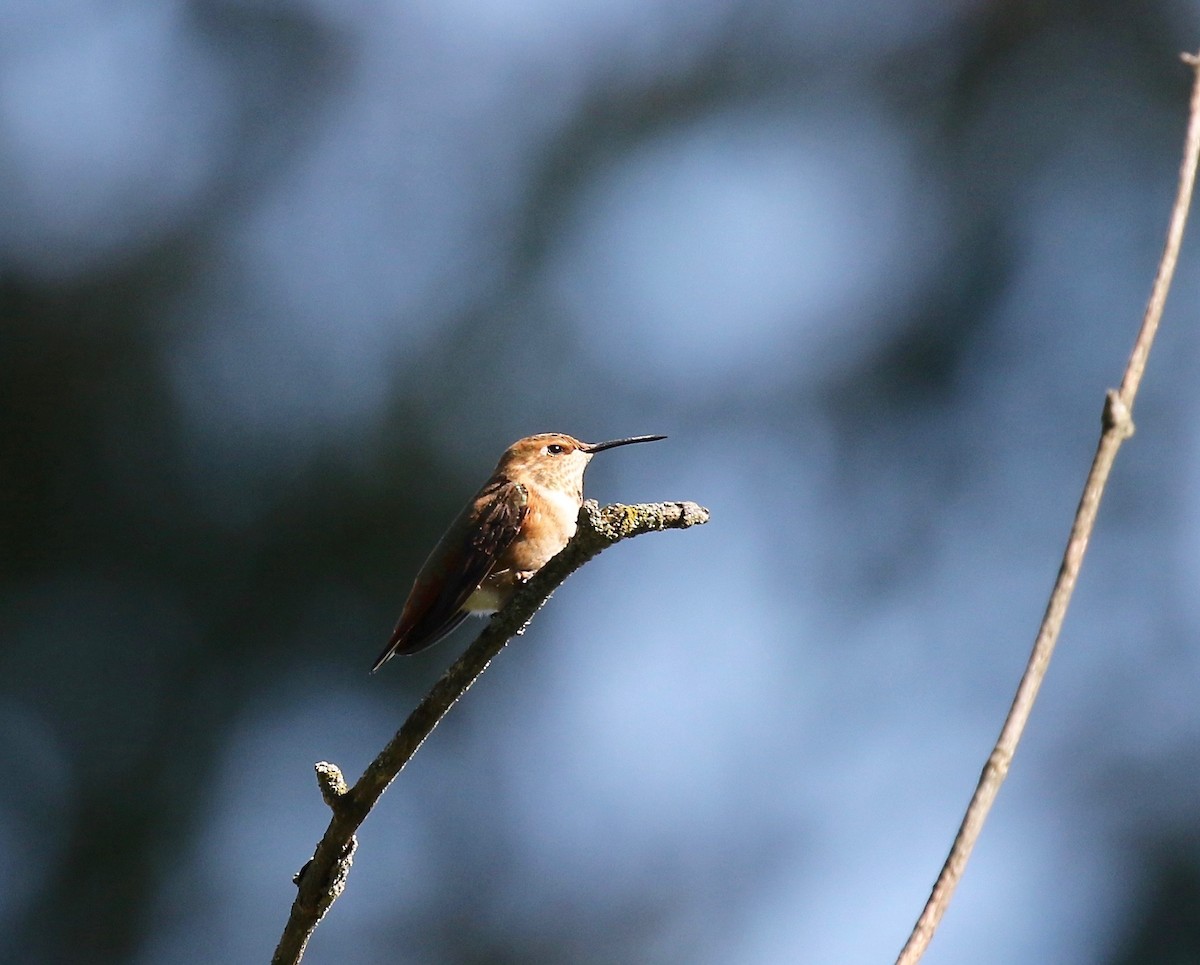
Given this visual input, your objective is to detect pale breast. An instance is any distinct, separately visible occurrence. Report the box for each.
[489,484,580,583]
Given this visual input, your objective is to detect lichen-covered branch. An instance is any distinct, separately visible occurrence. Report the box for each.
[272,499,709,965]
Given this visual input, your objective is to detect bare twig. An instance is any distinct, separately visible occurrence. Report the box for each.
[896,52,1200,965]
[272,499,710,965]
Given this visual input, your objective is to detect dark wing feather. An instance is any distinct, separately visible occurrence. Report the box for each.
[371,479,528,670]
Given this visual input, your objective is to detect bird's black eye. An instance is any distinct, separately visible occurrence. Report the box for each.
[545,444,565,455]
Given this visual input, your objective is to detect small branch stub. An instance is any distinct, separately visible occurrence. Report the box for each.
[1103,390,1135,440]
[315,761,349,809]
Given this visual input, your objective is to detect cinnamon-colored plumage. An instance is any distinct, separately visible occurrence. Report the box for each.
[372,432,665,671]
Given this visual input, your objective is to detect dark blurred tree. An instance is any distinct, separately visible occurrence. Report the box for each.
[3,0,1200,962]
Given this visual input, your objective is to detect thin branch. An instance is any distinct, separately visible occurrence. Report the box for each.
[896,51,1200,965]
[272,499,710,965]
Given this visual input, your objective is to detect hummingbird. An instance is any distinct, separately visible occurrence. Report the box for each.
[371,432,666,671]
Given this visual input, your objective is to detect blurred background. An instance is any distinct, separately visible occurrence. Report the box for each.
[3,1,1200,962]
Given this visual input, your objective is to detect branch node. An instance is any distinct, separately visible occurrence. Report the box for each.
[293,836,358,906]
[323,837,358,910]
[315,761,350,810]
[983,746,1013,783]
[1102,389,1135,440]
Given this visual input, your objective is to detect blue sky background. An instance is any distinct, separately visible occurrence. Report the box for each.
[4,2,1200,962]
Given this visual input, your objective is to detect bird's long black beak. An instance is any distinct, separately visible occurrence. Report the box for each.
[580,434,667,453]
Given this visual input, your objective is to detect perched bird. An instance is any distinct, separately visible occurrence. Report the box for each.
[372,432,665,671]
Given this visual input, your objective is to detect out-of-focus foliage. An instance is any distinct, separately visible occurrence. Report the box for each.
[3,1,1200,962]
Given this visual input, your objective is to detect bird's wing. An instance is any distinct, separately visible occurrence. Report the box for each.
[371,479,528,670]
